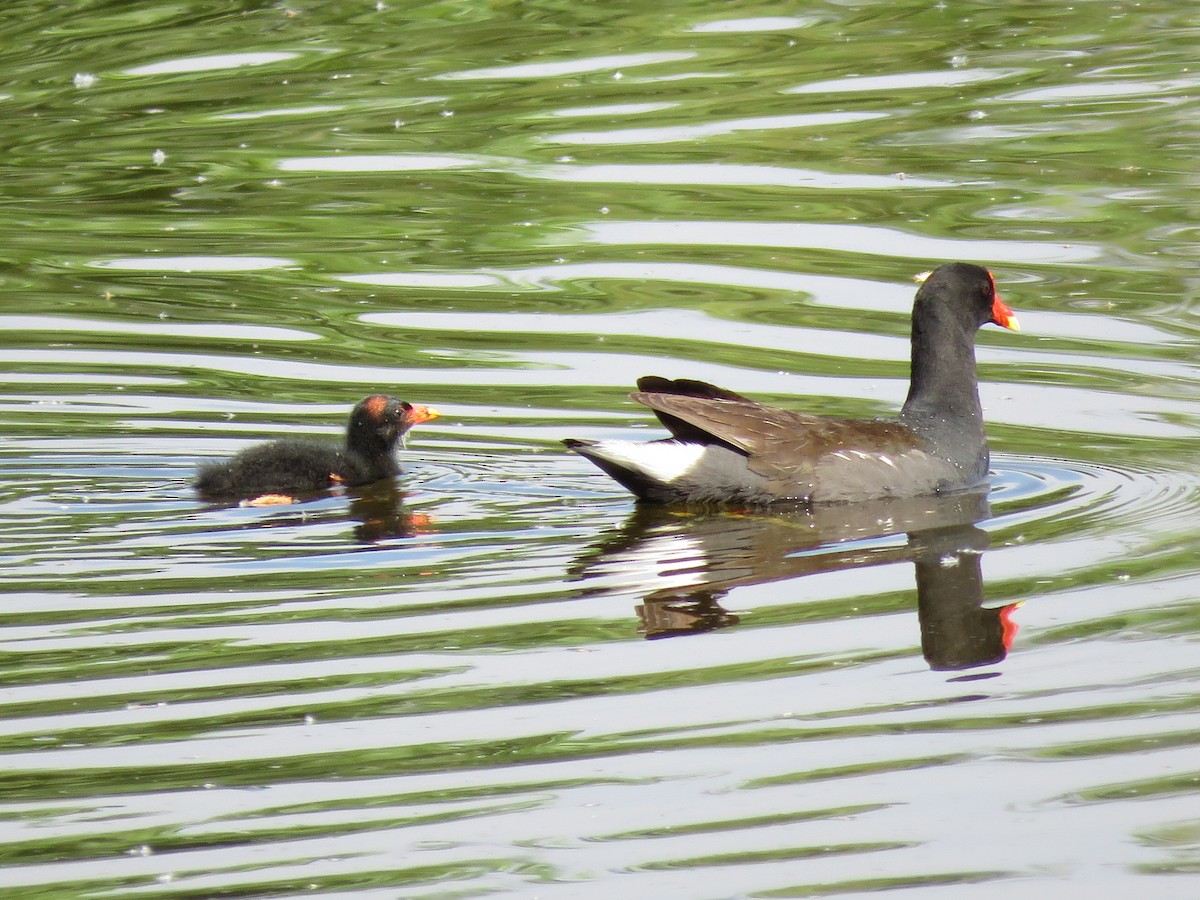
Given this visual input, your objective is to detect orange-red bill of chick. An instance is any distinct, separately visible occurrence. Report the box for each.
[407,404,441,425]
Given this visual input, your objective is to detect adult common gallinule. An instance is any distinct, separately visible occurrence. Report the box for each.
[195,394,439,504]
[563,262,1019,505]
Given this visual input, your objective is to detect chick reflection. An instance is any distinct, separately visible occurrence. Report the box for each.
[347,482,435,543]
[570,490,1019,670]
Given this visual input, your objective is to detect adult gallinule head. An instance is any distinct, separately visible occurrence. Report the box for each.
[563,262,1019,505]
[195,394,440,504]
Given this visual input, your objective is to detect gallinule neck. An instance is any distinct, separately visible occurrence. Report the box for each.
[195,394,440,504]
[563,262,1019,505]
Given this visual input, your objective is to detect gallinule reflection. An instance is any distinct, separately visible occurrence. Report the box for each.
[571,490,1020,669]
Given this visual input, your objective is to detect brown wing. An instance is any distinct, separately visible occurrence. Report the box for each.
[632,391,949,500]
[632,378,760,446]
[635,376,756,403]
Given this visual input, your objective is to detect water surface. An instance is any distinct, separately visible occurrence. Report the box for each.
[2,1,1200,897]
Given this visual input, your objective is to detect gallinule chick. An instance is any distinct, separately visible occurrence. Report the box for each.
[563,262,1019,505]
[195,394,439,504]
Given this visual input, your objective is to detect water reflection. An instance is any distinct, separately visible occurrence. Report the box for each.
[193,481,433,544]
[571,490,1017,670]
[347,482,434,544]
[909,513,1017,673]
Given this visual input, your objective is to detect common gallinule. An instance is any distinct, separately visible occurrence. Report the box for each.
[563,262,1019,505]
[195,394,439,504]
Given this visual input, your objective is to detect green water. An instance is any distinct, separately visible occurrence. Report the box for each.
[2,1,1199,897]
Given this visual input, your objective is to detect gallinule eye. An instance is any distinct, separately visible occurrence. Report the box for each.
[564,262,1019,505]
[195,394,440,504]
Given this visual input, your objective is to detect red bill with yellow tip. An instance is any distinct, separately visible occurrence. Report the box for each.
[991,295,1020,332]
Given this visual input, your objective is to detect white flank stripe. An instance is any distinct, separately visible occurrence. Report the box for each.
[586,441,708,484]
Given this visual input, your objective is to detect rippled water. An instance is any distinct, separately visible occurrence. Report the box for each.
[3,2,1200,897]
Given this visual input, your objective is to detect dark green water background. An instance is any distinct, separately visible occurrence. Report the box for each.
[2,2,1199,897]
